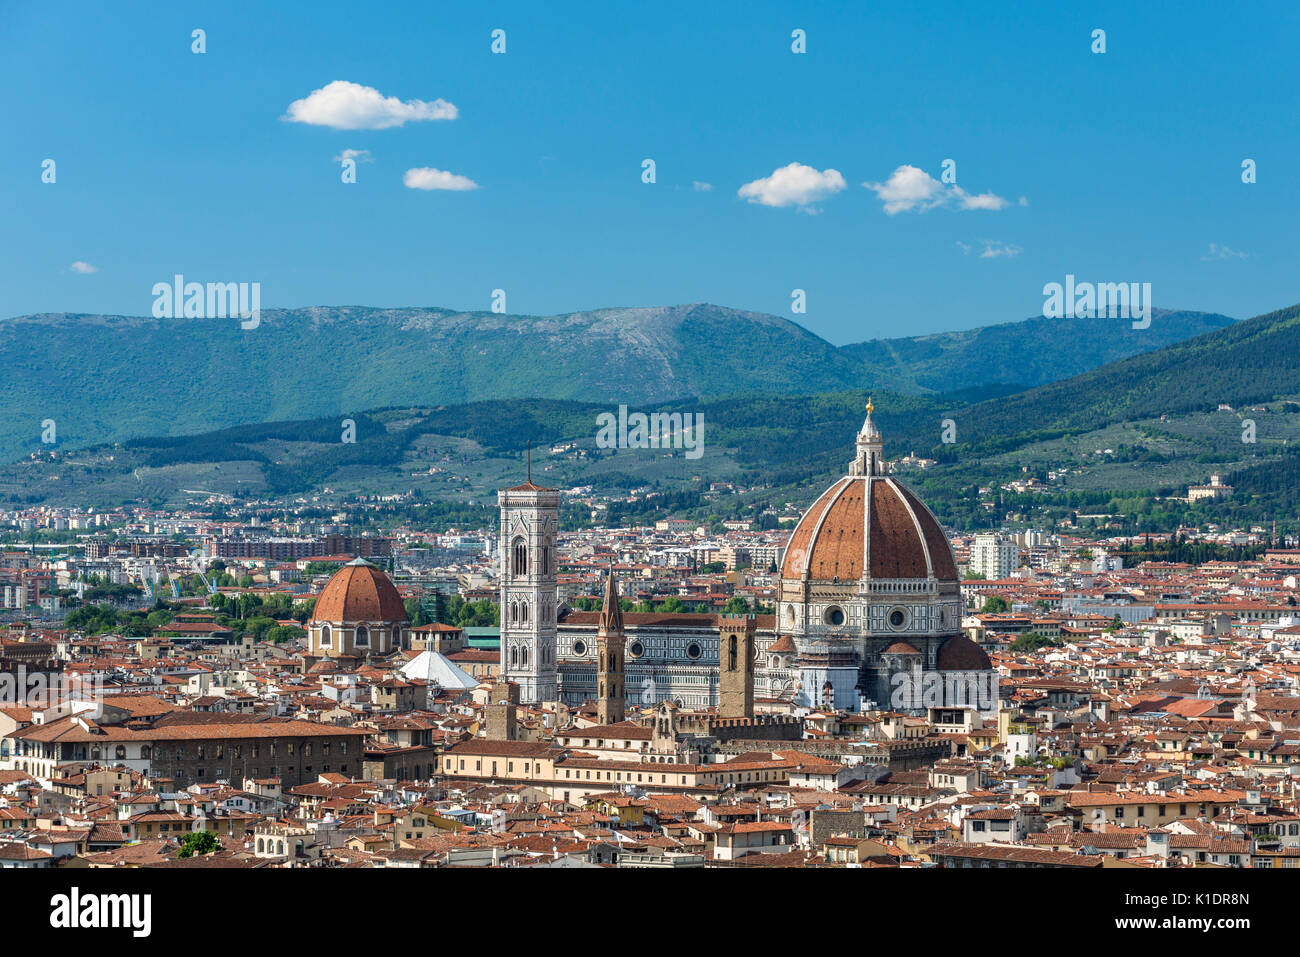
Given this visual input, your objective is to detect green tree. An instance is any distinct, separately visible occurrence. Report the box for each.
[1009,631,1058,653]
[178,831,221,858]
[981,595,1009,614]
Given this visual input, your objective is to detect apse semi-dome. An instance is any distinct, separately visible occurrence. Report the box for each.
[936,634,993,672]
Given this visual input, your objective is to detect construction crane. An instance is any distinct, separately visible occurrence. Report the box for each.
[186,553,219,596]
[136,568,154,603]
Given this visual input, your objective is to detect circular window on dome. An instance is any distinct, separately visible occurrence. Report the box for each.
[572,639,587,657]
[888,607,908,630]
[824,606,845,627]
[629,640,644,658]
[685,642,702,660]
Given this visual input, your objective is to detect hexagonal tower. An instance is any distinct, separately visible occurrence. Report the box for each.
[595,565,626,725]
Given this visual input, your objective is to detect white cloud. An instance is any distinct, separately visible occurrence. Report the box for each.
[958,190,1012,211]
[978,240,1022,258]
[864,164,1016,215]
[1201,243,1248,261]
[864,165,947,214]
[956,240,1020,258]
[692,181,714,192]
[403,167,479,191]
[334,148,374,164]
[69,261,97,274]
[284,81,458,130]
[737,162,846,209]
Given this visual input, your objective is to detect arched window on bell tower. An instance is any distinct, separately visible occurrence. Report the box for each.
[513,538,528,576]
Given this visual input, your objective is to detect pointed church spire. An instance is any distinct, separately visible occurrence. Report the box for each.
[597,563,624,636]
[596,563,626,725]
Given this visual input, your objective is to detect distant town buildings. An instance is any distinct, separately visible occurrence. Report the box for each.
[970,533,1019,580]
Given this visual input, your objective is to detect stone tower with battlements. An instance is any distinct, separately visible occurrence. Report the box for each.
[718,614,756,718]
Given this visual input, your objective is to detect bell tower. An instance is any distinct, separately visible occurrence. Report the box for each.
[719,614,755,718]
[498,468,560,705]
[596,565,625,725]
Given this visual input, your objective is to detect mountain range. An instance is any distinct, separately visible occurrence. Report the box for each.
[0,303,1234,464]
[7,299,1300,533]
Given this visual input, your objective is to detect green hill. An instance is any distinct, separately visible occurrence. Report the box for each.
[841,309,1235,393]
[944,301,1300,454]
[0,303,1231,464]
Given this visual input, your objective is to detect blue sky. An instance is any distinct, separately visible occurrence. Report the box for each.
[2,0,1296,344]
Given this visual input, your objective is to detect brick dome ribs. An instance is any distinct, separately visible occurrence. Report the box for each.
[310,559,408,624]
[781,476,957,584]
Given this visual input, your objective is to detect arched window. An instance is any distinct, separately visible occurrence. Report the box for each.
[355,626,370,647]
[510,602,518,623]
[320,624,332,648]
[728,635,737,670]
[115,745,126,760]
[257,838,265,852]
[392,626,401,648]
[510,645,518,667]
[520,646,529,667]
[513,538,528,576]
